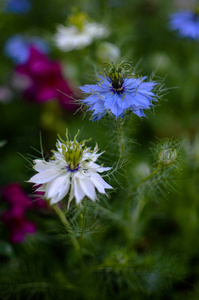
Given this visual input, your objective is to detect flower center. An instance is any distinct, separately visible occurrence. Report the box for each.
[106,63,125,94]
[62,142,83,170]
[56,129,92,171]
[68,11,88,31]
[66,164,80,173]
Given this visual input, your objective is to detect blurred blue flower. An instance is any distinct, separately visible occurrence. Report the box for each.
[79,63,157,120]
[4,35,49,64]
[169,10,199,39]
[4,0,32,14]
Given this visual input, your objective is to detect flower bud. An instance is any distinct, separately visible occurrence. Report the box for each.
[158,148,177,167]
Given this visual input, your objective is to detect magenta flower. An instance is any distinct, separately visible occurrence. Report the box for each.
[2,183,32,208]
[32,187,47,209]
[1,183,36,243]
[2,209,36,243]
[16,47,77,110]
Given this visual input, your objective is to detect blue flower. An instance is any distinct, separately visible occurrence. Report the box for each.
[4,0,32,14]
[169,9,199,39]
[4,35,49,64]
[79,63,157,120]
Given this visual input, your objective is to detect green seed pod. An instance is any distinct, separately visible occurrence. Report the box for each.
[158,148,177,167]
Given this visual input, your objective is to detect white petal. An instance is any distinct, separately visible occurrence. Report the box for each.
[86,162,111,173]
[89,172,113,191]
[35,184,47,192]
[46,173,70,200]
[79,177,96,201]
[74,178,85,204]
[89,176,106,194]
[33,159,55,172]
[50,182,70,205]
[28,169,61,184]
[97,166,111,173]
[55,182,70,203]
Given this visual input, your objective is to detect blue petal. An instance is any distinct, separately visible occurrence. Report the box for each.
[79,78,111,94]
[5,0,32,13]
[103,93,117,109]
[110,102,124,118]
[79,84,104,93]
[132,109,146,117]
[169,10,199,39]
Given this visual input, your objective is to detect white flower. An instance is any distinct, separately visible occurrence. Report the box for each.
[54,23,109,52]
[28,131,112,208]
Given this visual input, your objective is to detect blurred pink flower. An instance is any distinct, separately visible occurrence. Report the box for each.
[16,47,77,110]
[1,183,36,243]
[2,183,32,208]
[32,187,47,209]
[2,210,36,243]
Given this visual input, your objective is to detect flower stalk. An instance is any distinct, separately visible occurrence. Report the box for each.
[117,117,125,159]
[53,203,81,251]
[116,118,132,220]
[130,167,161,194]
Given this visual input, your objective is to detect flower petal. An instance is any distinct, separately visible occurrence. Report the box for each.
[28,169,61,184]
[79,177,96,201]
[89,172,113,192]
[33,159,55,172]
[46,173,70,201]
[73,178,86,204]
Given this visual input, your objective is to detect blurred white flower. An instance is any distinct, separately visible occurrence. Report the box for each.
[96,42,120,62]
[185,134,199,166]
[0,140,7,148]
[0,87,13,103]
[54,11,109,52]
[12,73,32,90]
[28,130,112,207]
[134,163,150,180]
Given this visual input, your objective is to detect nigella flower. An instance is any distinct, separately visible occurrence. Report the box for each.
[169,8,199,39]
[28,130,112,208]
[4,0,32,14]
[4,35,49,64]
[54,10,109,52]
[79,62,157,120]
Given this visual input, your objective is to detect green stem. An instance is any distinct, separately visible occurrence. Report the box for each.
[117,118,125,158]
[132,196,145,227]
[53,204,80,252]
[129,167,161,237]
[130,166,161,194]
[117,118,131,219]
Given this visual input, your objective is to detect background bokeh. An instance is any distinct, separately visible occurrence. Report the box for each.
[1,0,199,299]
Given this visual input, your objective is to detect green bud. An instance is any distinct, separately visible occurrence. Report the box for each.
[158,148,177,167]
